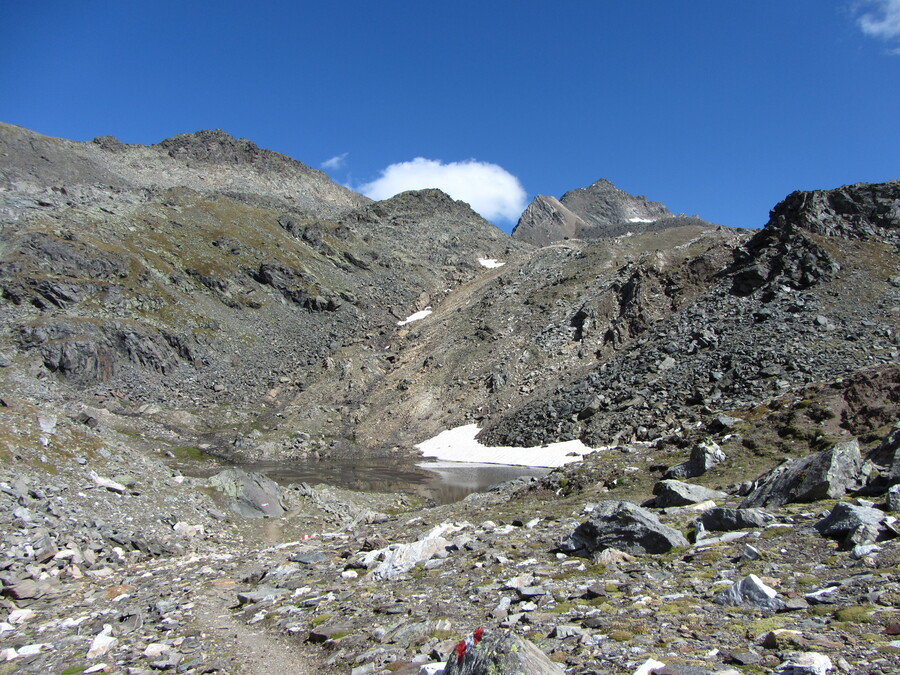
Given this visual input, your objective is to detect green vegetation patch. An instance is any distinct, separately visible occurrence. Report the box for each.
[833,605,876,624]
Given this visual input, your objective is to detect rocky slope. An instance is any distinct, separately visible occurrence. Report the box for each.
[481,181,900,451]
[0,124,526,460]
[511,178,712,246]
[1,123,368,219]
[1,125,899,674]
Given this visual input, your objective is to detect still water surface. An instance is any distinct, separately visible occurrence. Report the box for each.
[239,457,549,505]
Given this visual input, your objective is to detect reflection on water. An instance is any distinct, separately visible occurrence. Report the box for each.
[238,457,549,505]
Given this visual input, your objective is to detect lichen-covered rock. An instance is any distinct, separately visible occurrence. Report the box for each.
[813,502,889,538]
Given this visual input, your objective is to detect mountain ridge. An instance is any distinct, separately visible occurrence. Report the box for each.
[1,124,899,674]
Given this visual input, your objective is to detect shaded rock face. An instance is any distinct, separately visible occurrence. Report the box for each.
[867,424,900,489]
[559,500,688,557]
[741,441,863,508]
[730,180,900,296]
[729,220,840,296]
[512,178,710,245]
[510,195,589,247]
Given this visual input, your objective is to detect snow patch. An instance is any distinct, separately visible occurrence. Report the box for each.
[397,307,432,326]
[416,423,596,468]
[478,257,505,269]
[627,217,656,223]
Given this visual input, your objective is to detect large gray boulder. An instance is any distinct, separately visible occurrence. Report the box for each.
[650,479,727,507]
[441,629,564,674]
[714,574,786,611]
[207,468,286,518]
[696,507,774,532]
[740,440,863,508]
[814,502,890,538]
[559,500,688,557]
[665,441,726,480]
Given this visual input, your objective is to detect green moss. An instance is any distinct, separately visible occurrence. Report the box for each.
[310,613,332,628]
[658,598,697,615]
[746,615,789,636]
[608,630,633,642]
[760,526,793,539]
[170,446,206,461]
[60,668,86,675]
[833,605,875,624]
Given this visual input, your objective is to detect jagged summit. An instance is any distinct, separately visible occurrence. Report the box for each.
[156,129,304,170]
[767,180,900,245]
[512,177,712,246]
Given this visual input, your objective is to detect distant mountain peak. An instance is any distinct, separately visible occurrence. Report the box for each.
[512,178,680,245]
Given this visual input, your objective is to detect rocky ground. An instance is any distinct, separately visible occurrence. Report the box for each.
[2,384,900,674]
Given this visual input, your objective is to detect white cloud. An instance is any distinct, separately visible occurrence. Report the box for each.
[359,157,527,223]
[857,0,900,39]
[321,152,348,170]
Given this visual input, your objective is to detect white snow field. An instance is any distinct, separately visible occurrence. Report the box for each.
[416,423,596,468]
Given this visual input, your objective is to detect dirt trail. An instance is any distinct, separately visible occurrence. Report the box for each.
[188,560,320,675]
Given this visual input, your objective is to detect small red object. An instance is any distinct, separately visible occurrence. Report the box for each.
[473,627,484,644]
[455,640,466,662]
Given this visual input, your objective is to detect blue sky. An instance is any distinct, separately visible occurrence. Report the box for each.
[2,1,898,231]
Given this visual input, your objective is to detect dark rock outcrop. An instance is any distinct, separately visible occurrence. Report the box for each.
[740,441,864,508]
[559,500,688,557]
[769,180,900,245]
[866,424,900,490]
[814,502,890,539]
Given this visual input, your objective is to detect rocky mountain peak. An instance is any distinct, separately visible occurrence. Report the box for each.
[558,178,673,229]
[512,177,702,245]
[157,129,286,167]
[507,195,587,247]
[767,180,900,245]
